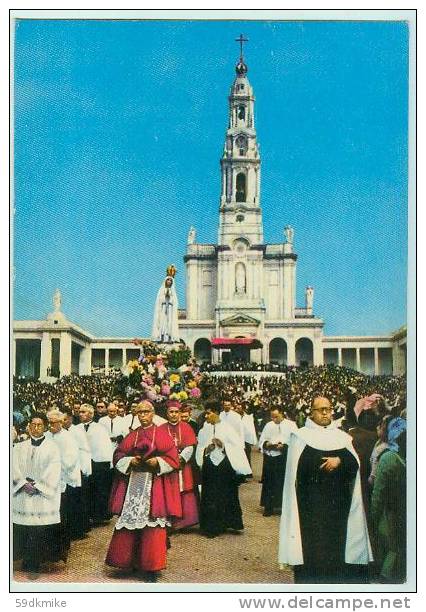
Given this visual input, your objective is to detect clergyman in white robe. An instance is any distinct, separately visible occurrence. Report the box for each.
[46,427,82,541]
[258,415,297,515]
[68,421,92,535]
[75,419,113,524]
[241,411,258,466]
[278,417,372,583]
[99,414,127,449]
[13,433,63,570]
[196,407,251,537]
[219,409,245,447]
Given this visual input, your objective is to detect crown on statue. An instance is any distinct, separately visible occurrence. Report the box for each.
[166,264,177,278]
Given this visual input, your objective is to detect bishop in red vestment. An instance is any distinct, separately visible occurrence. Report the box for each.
[106,401,181,575]
[159,400,199,530]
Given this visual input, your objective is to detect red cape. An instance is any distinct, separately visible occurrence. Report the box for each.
[158,421,198,492]
[109,425,182,519]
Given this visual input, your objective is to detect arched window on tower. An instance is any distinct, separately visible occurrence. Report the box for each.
[236,173,246,202]
[238,105,246,121]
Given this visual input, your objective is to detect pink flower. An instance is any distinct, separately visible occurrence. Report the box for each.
[190,387,201,398]
[161,383,170,396]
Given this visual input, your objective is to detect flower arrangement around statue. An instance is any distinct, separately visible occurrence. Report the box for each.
[123,342,202,407]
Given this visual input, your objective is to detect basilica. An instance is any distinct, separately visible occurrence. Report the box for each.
[178,49,406,372]
[13,47,406,380]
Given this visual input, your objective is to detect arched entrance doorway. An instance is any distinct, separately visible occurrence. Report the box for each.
[194,338,211,364]
[295,337,313,368]
[269,338,287,365]
[15,339,41,379]
[231,336,251,362]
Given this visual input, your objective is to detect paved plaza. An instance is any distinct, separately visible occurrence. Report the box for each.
[13,450,294,586]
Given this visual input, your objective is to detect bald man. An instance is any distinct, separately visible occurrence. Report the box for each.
[278,396,372,584]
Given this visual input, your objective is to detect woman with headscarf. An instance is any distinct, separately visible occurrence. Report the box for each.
[368,414,394,488]
[370,419,407,583]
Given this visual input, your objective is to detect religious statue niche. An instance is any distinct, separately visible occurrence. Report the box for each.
[236,172,246,202]
[233,237,249,255]
[235,262,247,295]
[151,264,180,344]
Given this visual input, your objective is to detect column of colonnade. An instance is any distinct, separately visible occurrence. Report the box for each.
[323,344,397,375]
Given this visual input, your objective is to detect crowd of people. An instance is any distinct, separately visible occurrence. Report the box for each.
[201,360,291,373]
[205,365,405,427]
[12,363,408,584]
[13,373,123,415]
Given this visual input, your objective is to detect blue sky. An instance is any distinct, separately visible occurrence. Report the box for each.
[13,19,409,337]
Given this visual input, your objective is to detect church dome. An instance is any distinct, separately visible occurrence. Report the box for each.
[236,60,248,76]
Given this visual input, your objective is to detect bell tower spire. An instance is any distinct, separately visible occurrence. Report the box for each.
[219,36,263,246]
[235,33,249,72]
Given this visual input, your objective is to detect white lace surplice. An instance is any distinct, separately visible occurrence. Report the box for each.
[115,470,170,530]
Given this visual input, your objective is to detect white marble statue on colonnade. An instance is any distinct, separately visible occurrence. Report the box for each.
[306,286,314,312]
[187,226,196,245]
[284,225,294,245]
[53,288,62,312]
[151,264,180,344]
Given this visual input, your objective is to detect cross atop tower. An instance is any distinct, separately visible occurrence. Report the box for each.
[235,34,249,60]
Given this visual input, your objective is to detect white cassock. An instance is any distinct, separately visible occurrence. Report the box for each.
[122,413,139,432]
[258,419,297,456]
[13,438,61,526]
[75,421,113,463]
[45,429,81,491]
[241,413,258,446]
[278,418,373,566]
[196,421,252,476]
[98,415,127,448]
[151,280,180,343]
[219,411,245,447]
[69,424,92,476]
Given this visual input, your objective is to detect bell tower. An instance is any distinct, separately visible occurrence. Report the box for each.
[180,37,325,365]
[215,36,266,349]
[218,35,263,246]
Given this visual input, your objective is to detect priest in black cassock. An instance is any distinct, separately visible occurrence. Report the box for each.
[196,399,252,538]
[278,396,372,584]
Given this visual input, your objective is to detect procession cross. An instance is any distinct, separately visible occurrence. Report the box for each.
[235,34,248,59]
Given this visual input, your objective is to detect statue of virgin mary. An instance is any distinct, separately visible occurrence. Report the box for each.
[151,266,180,344]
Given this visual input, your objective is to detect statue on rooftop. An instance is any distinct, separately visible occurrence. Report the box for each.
[187,226,196,245]
[284,225,294,245]
[53,288,62,312]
